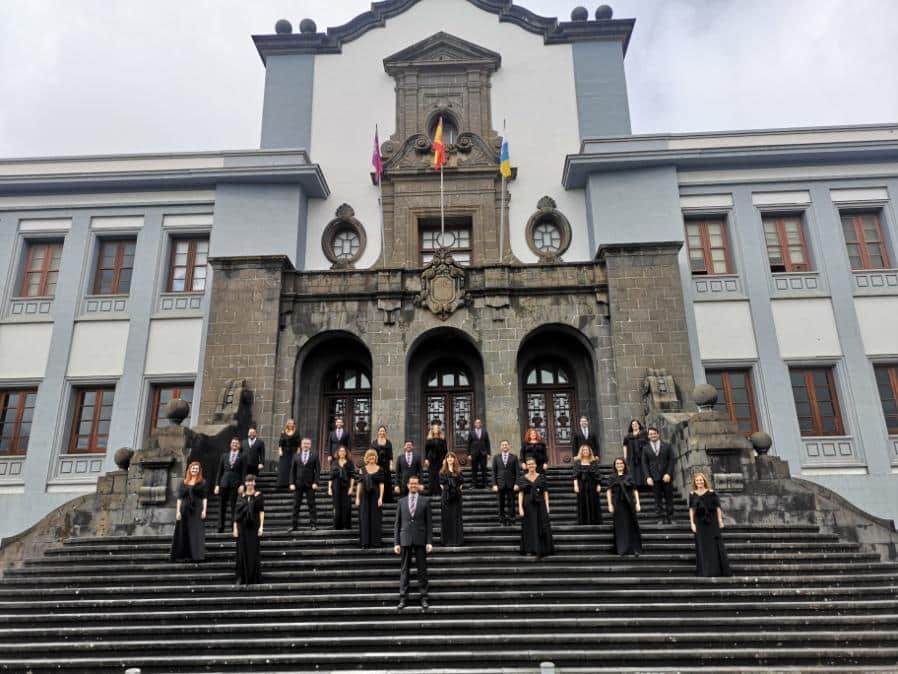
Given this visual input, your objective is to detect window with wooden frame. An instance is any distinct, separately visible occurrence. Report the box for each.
[874,364,898,435]
[841,212,891,270]
[705,369,759,437]
[789,367,844,437]
[148,383,194,434]
[68,387,115,454]
[685,218,732,275]
[17,240,63,298]
[166,237,209,293]
[763,215,811,272]
[419,217,472,266]
[93,239,136,295]
[0,389,37,456]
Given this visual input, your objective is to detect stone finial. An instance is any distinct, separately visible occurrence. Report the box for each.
[274,19,293,34]
[750,431,773,456]
[571,7,589,21]
[165,398,191,426]
[114,447,134,471]
[693,384,718,410]
[299,18,317,34]
[335,203,356,219]
[595,5,614,20]
[537,195,558,211]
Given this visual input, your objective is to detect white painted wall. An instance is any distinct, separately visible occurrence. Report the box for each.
[0,323,53,379]
[67,321,130,377]
[854,296,898,355]
[693,301,758,360]
[145,318,203,375]
[771,298,842,359]
[306,0,587,269]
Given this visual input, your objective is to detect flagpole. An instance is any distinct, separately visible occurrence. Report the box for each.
[378,176,386,269]
[440,163,445,242]
[499,120,506,264]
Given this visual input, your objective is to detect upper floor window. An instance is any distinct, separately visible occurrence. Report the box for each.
[68,387,115,454]
[763,215,811,273]
[790,367,844,437]
[17,240,63,298]
[0,389,37,456]
[705,369,759,437]
[841,212,890,270]
[148,383,194,435]
[93,239,136,295]
[430,116,458,145]
[874,364,898,435]
[686,218,732,275]
[420,218,471,266]
[167,237,209,293]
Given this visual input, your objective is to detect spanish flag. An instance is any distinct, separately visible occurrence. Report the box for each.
[500,130,511,178]
[432,117,447,170]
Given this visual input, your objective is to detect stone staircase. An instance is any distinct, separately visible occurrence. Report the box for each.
[0,466,896,673]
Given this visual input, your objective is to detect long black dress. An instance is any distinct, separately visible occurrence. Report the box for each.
[371,439,394,503]
[690,491,732,577]
[424,437,448,496]
[235,491,265,584]
[440,472,464,546]
[518,473,554,557]
[623,430,648,484]
[170,480,207,562]
[521,442,548,473]
[573,461,603,525]
[609,474,642,556]
[277,432,300,488]
[330,460,356,530]
[358,467,384,549]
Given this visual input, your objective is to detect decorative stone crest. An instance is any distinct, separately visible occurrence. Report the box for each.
[414,248,470,320]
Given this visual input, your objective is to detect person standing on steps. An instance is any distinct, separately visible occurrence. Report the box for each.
[439,452,465,546]
[277,419,300,490]
[607,457,642,557]
[242,424,266,475]
[491,440,520,526]
[622,418,647,485]
[357,448,385,548]
[689,472,732,577]
[214,437,246,533]
[424,421,448,496]
[642,426,676,525]
[572,444,603,525]
[394,475,433,610]
[370,425,395,503]
[326,417,348,463]
[171,461,208,562]
[395,440,423,498]
[572,416,600,460]
[289,437,319,532]
[521,427,548,474]
[329,445,356,530]
[234,474,264,585]
[517,457,554,560]
[466,418,491,489]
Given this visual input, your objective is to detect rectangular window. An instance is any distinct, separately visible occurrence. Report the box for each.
[705,369,759,437]
[68,387,115,454]
[18,240,63,298]
[789,367,844,437]
[874,364,898,435]
[0,389,37,456]
[763,215,811,272]
[685,218,732,275]
[166,237,209,292]
[148,383,194,434]
[93,239,136,295]
[419,217,472,266]
[841,212,890,270]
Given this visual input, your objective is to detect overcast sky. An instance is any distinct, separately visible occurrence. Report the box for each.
[1,0,896,158]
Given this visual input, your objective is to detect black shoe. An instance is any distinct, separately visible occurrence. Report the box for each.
[289,526,297,533]
[396,599,406,610]
[664,517,673,525]
[216,527,224,534]
[657,519,665,526]
[633,552,641,558]
[311,524,317,530]
[420,598,429,610]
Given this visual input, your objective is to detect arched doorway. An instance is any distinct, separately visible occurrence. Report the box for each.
[320,363,371,465]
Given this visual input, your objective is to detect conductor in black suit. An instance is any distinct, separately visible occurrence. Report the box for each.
[466,418,491,488]
[572,416,600,459]
[393,475,433,610]
[394,440,423,497]
[241,425,265,474]
[641,426,676,524]
[214,437,247,533]
[326,418,349,462]
[491,440,519,526]
[289,437,320,531]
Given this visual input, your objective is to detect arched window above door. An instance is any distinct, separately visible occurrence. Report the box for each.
[324,365,371,393]
[426,365,471,389]
[524,361,570,386]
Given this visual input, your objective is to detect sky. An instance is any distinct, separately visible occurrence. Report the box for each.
[1,0,896,158]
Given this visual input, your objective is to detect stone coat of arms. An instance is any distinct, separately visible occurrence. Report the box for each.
[415,247,470,320]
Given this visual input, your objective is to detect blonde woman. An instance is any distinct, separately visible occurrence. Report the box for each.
[356,448,385,548]
[572,444,603,525]
[689,472,731,577]
[424,421,447,496]
[277,419,300,489]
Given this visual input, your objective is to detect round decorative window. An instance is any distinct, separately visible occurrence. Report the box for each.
[533,221,562,254]
[332,229,361,261]
[525,196,572,262]
[322,204,367,268]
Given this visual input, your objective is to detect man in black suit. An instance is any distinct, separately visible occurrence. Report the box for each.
[394,440,423,497]
[289,437,320,531]
[393,475,433,610]
[214,437,247,533]
[241,425,265,474]
[466,418,491,488]
[326,417,349,462]
[572,415,600,459]
[641,426,676,524]
[491,440,519,526]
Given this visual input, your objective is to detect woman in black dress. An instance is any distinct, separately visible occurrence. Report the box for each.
[521,427,548,473]
[234,474,265,585]
[329,445,356,530]
[689,472,732,577]
[424,422,448,496]
[171,461,208,562]
[607,457,642,557]
[370,425,394,503]
[356,449,384,549]
[517,457,554,559]
[439,451,464,546]
[572,445,603,525]
[622,418,647,485]
[277,419,300,489]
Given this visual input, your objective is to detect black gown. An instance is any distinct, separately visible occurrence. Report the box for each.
[521,442,548,473]
[330,460,356,530]
[371,440,395,503]
[235,491,265,584]
[623,430,647,484]
[573,461,603,525]
[517,473,554,557]
[358,467,384,549]
[609,474,642,556]
[440,472,464,546]
[170,480,207,562]
[424,437,448,496]
[690,491,732,577]
[278,432,300,488]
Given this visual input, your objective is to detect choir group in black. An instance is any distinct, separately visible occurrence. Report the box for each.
[170,415,732,605]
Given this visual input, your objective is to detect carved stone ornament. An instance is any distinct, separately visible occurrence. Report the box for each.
[525,196,572,263]
[414,248,471,320]
[322,204,367,269]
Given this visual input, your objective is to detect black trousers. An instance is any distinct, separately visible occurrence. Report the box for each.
[218,485,238,530]
[471,453,488,487]
[651,478,675,518]
[399,544,429,599]
[292,486,317,527]
[496,486,515,523]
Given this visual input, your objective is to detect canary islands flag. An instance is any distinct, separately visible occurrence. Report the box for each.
[500,132,511,178]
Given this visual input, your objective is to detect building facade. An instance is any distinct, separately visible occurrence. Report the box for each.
[0,0,896,539]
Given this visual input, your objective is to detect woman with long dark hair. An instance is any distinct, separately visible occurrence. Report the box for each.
[170,461,208,562]
[517,457,554,559]
[572,444,603,525]
[689,472,732,577]
[234,474,265,585]
[329,445,356,530]
[607,457,641,557]
[370,425,395,503]
[439,451,464,546]
[356,448,384,548]
[622,418,647,485]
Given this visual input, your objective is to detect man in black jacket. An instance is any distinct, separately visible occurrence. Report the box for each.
[572,416,600,459]
[466,418,491,488]
[394,440,423,497]
[641,426,676,524]
[326,417,349,462]
[241,425,265,474]
[214,437,246,533]
[393,475,433,610]
[491,440,519,525]
[289,437,320,531]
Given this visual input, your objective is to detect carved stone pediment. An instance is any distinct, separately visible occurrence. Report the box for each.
[384,31,501,73]
[414,248,471,319]
[382,132,500,173]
